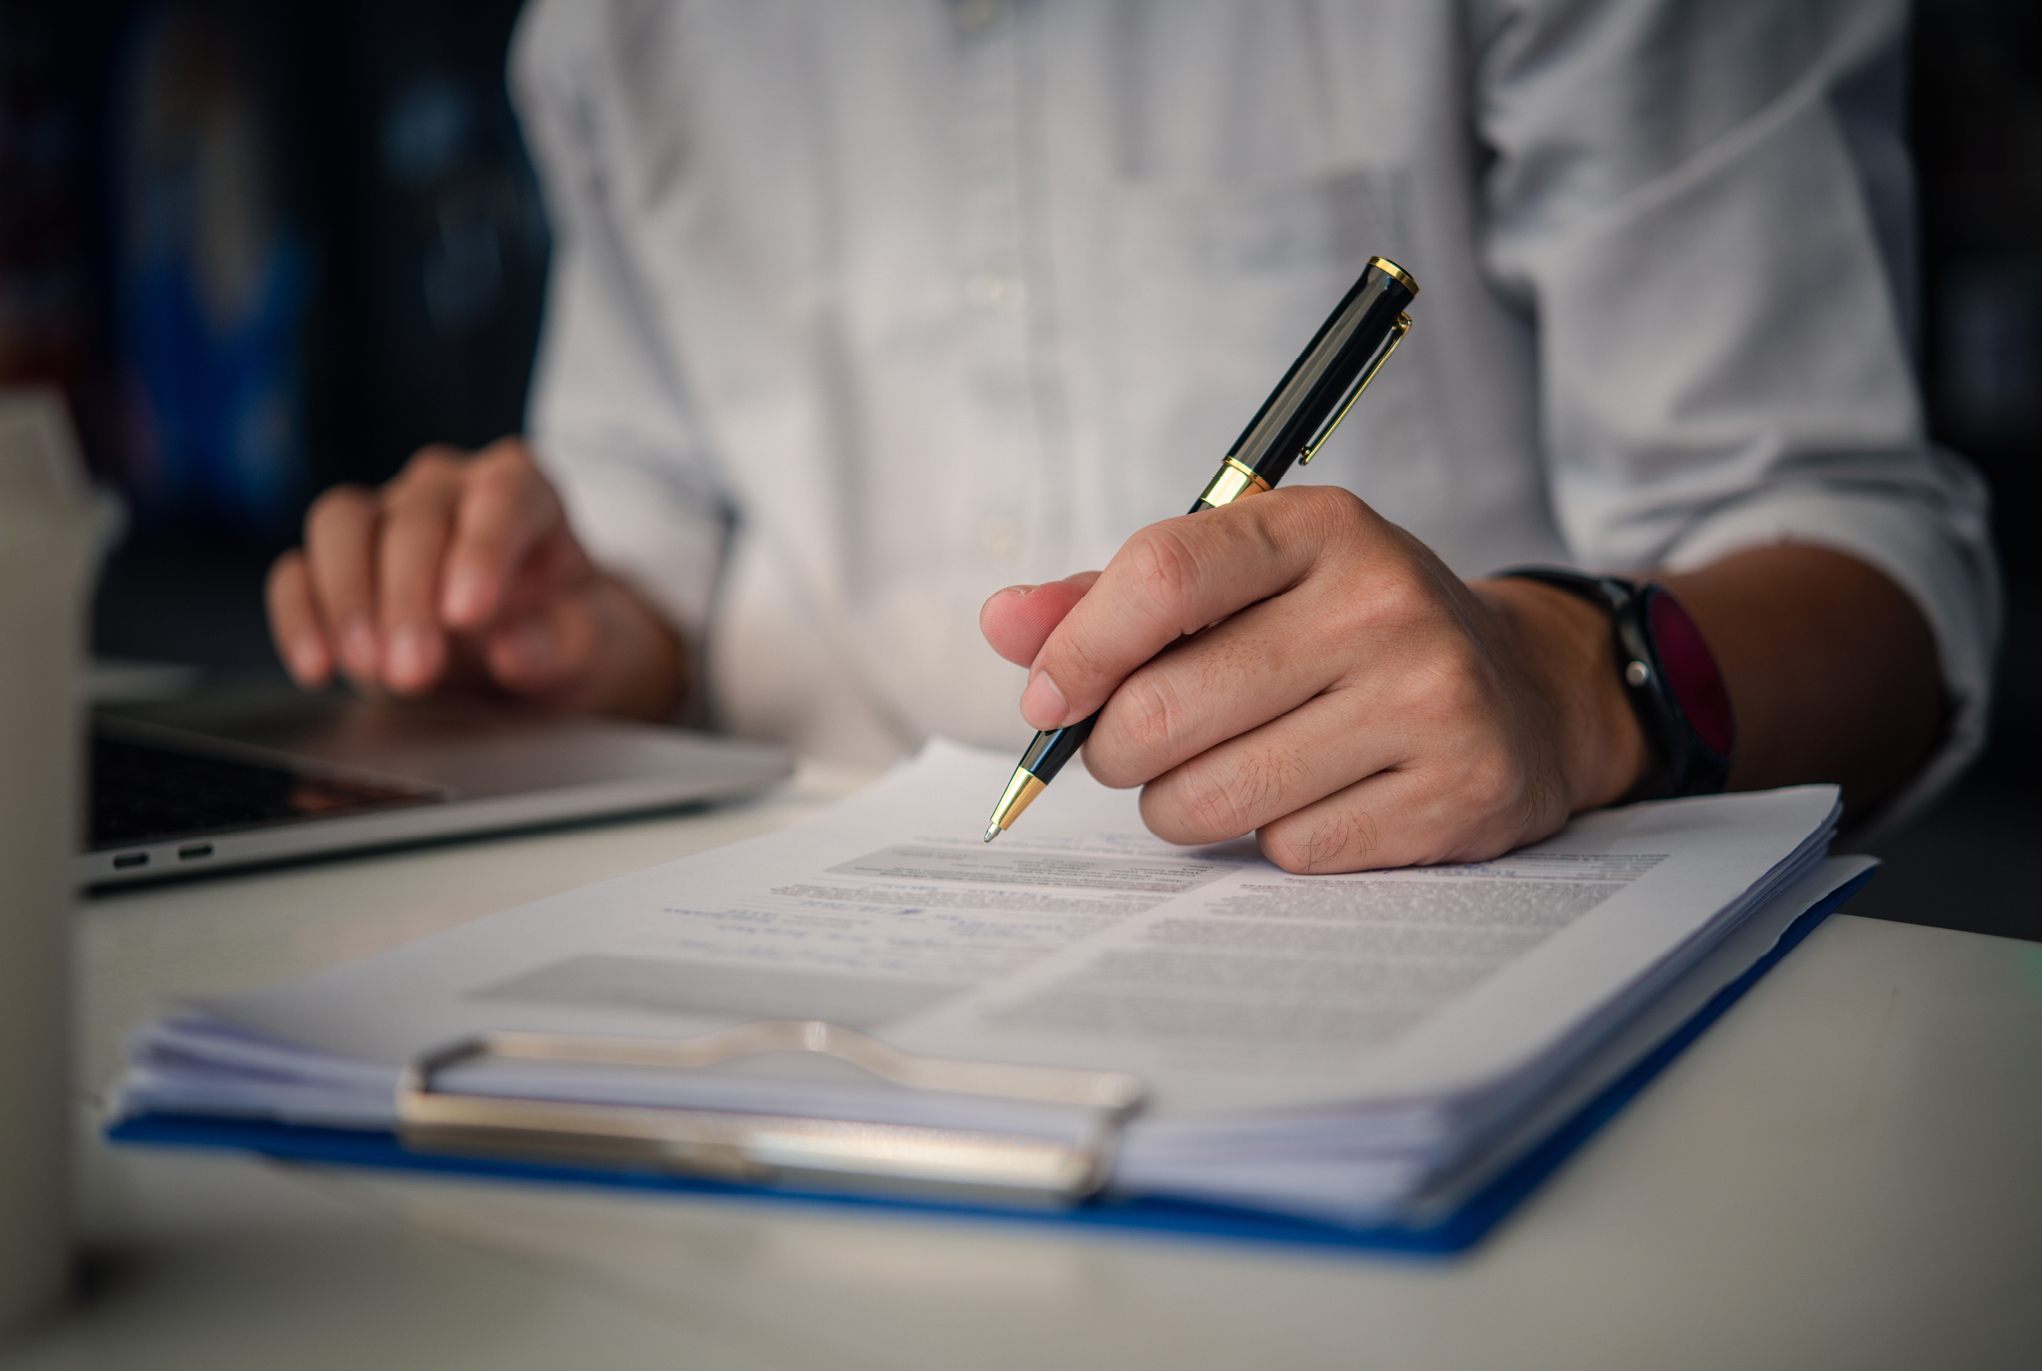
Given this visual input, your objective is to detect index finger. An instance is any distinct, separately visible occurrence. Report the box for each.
[1020,490,1333,730]
[435,439,572,629]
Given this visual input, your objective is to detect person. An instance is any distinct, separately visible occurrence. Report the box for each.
[266,0,1997,873]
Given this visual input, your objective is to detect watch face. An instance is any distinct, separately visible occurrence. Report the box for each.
[1644,589,1734,762]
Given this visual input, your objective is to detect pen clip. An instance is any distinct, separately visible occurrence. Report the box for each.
[1298,312,1410,465]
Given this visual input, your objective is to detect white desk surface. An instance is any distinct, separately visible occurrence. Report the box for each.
[10,761,2041,1370]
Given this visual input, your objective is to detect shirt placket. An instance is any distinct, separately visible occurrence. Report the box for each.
[950,0,1046,581]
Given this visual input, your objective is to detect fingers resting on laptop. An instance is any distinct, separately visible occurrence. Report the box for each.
[266,437,686,720]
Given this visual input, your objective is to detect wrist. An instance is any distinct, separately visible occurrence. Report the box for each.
[1494,569,1737,805]
[585,576,689,722]
[1477,577,1651,811]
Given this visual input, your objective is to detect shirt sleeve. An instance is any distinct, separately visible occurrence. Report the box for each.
[1472,0,2001,828]
[507,0,731,644]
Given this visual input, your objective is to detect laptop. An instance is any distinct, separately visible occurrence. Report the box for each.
[83,685,794,888]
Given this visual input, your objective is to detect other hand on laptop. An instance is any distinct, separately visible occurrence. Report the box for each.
[266,438,684,720]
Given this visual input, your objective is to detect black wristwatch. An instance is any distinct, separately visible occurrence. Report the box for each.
[1497,567,1736,803]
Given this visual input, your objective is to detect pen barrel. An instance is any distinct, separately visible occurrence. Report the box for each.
[1221,256,1416,493]
[1020,714,1097,781]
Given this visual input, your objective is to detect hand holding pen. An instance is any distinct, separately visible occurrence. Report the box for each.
[977,256,1659,873]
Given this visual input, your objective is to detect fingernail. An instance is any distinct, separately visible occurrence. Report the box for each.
[1020,670,1068,729]
[387,623,439,689]
[442,565,485,623]
[499,616,556,672]
[342,617,379,677]
[1000,583,1039,597]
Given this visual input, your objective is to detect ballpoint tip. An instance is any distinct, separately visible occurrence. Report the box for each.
[983,823,1001,842]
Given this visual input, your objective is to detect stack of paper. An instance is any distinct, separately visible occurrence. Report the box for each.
[113,741,1858,1227]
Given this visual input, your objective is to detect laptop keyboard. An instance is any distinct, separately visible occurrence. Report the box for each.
[91,734,441,846]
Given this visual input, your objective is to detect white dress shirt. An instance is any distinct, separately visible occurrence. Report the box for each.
[508,0,1997,825]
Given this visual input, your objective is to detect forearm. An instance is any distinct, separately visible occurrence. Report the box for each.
[1658,545,1945,818]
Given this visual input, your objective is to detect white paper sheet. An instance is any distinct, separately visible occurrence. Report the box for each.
[136,741,1837,1127]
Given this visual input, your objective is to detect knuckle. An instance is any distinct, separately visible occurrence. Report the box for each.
[475,433,532,463]
[306,484,370,533]
[1229,749,1297,824]
[469,448,557,530]
[1270,485,1369,563]
[379,480,424,518]
[406,443,467,477]
[1459,750,1524,817]
[1111,673,1186,759]
[1363,561,1445,634]
[1420,645,1494,719]
[476,437,536,478]
[1293,482,1368,534]
[385,480,455,524]
[1047,624,1115,694]
[1120,526,1204,627]
[386,448,466,504]
[470,443,530,495]
[1176,769,1253,843]
[460,467,520,529]
[1261,803,1381,875]
[1141,773,1230,846]
[1156,751,1288,846]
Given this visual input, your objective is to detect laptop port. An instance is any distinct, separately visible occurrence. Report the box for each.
[112,852,148,869]
[177,843,214,860]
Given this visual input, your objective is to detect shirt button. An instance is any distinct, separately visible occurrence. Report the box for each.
[965,272,1025,311]
[978,515,1023,563]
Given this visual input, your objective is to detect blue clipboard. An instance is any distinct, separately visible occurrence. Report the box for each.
[107,870,1871,1256]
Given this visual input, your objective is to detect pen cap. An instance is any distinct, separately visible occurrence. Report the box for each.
[1224,256,1416,487]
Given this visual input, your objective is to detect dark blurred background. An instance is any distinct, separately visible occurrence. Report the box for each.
[1,0,2036,940]
[1,0,545,664]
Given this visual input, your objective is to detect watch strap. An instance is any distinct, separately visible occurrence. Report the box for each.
[1497,567,1735,803]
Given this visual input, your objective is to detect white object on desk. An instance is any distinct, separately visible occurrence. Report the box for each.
[0,390,97,1331]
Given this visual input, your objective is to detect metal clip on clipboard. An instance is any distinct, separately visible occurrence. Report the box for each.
[396,1021,1146,1206]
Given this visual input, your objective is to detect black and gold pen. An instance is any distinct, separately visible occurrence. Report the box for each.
[983,255,1419,841]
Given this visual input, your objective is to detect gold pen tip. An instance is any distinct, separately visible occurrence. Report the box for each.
[985,769,1047,841]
